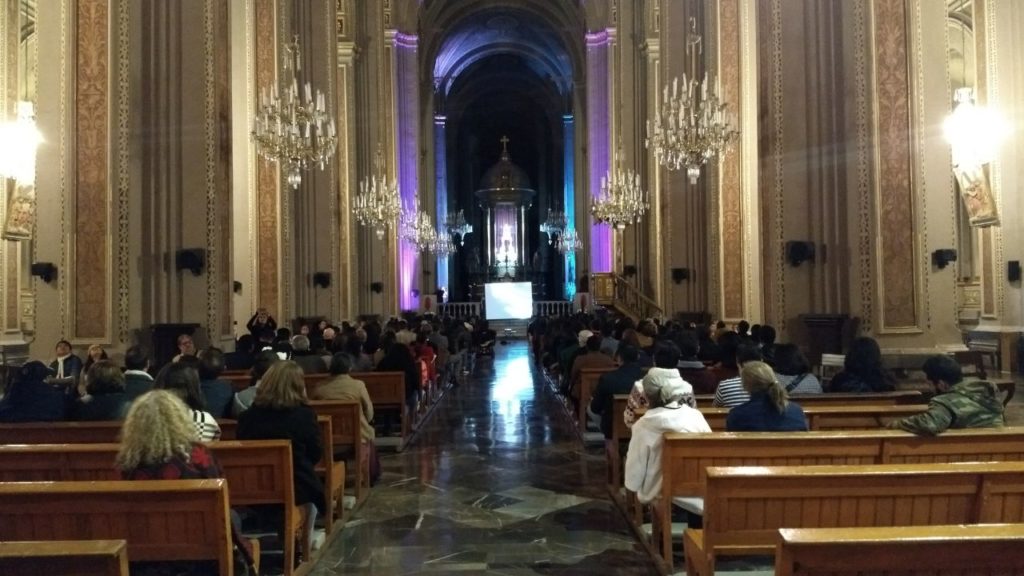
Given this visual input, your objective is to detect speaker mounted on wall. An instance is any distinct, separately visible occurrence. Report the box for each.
[370,281,384,294]
[312,272,331,289]
[1009,260,1021,283]
[932,249,957,270]
[623,265,638,278]
[785,241,815,267]
[175,249,206,276]
[30,262,57,284]
[232,281,243,294]
[671,267,691,284]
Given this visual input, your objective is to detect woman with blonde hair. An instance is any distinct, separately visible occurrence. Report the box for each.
[237,361,325,550]
[117,390,257,571]
[726,361,808,432]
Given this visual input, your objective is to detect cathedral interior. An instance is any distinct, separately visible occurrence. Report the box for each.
[0,0,1017,367]
[1,0,1024,575]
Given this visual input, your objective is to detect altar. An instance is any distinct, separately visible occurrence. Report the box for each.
[474,136,536,283]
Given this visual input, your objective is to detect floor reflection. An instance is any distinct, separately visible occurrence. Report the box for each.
[309,341,657,576]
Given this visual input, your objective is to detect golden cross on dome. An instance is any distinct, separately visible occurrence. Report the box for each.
[500,135,510,153]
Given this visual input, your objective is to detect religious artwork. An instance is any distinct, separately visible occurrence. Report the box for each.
[3,183,35,240]
[954,163,999,227]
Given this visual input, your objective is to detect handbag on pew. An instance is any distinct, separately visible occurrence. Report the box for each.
[785,373,809,393]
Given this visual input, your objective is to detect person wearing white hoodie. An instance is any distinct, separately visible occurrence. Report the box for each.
[624,343,710,504]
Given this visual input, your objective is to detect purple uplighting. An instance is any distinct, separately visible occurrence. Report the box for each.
[586,30,612,274]
[396,33,420,311]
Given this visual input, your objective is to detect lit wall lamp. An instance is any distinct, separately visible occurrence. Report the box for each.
[0,102,43,185]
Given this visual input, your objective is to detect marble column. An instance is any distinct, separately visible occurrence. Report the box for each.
[562,114,576,300]
[434,114,448,299]
[335,1,356,320]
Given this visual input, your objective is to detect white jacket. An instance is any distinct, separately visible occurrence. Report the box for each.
[624,405,711,504]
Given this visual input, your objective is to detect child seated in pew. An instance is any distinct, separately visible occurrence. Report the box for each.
[117,390,257,574]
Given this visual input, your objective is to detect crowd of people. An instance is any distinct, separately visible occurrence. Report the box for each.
[0,308,499,571]
[530,313,1006,515]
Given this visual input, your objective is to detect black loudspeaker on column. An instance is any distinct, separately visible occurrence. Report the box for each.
[932,249,957,270]
[671,267,691,284]
[785,241,815,267]
[30,262,57,283]
[1009,260,1021,283]
[175,249,206,276]
[312,272,331,288]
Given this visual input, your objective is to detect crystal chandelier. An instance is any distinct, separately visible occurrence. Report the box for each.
[443,209,473,246]
[400,207,437,252]
[539,209,568,244]
[555,226,582,254]
[252,36,338,189]
[645,17,738,184]
[353,147,401,240]
[592,145,649,230]
[430,228,456,257]
[0,102,43,185]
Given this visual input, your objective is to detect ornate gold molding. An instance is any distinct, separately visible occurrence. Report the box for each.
[869,0,921,333]
[115,0,129,342]
[72,0,111,341]
[255,0,280,318]
[718,0,744,321]
[854,0,874,334]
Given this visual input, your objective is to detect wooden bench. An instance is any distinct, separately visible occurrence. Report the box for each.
[683,461,1024,576]
[310,400,368,511]
[0,479,235,575]
[0,440,308,575]
[693,390,923,407]
[0,419,238,444]
[350,371,408,448]
[655,427,1024,569]
[774,524,1024,576]
[698,404,928,431]
[0,540,129,575]
[577,367,615,437]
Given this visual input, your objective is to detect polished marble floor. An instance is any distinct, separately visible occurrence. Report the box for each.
[309,341,659,576]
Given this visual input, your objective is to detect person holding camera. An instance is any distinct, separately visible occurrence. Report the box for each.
[246,307,277,338]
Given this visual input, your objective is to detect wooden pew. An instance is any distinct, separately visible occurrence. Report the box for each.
[314,415,346,535]
[577,367,615,437]
[0,419,238,444]
[0,540,129,576]
[0,440,307,575]
[654,427,1024,569]
[350,371,408,448]
[693,390,923,407]
[698,404,929,431]
[774,524,1024,576]
[683,461,1024,576]
[310,400,368,512]
[0,479,234,576]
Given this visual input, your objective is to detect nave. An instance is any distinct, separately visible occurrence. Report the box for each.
[310,341,659,576]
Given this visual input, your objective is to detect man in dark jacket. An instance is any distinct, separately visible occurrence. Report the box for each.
[198,347,234,418]
[122,345,154,401]
[0,361,68,422]
[890,355,1004,436]
[590,345,644,440]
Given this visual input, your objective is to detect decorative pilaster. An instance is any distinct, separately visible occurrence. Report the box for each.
[434,114,448,299]
[336,35,356,320]
[586,29,613,274]
[254,0,281,320]
[390,30,420,312]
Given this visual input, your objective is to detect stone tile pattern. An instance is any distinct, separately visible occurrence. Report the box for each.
[309,342,658,575]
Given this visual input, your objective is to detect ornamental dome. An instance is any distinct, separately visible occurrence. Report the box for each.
[480,137,531,191]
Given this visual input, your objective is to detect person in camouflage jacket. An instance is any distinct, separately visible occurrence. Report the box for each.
[890,355,1004,436]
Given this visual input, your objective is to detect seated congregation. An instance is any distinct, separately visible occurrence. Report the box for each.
[536,314,1012,573]
[0,311,484,574]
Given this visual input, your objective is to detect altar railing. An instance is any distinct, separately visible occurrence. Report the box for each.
[438,300,575,319]
[439,302,480,318]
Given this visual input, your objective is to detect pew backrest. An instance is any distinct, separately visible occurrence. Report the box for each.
[578,367,615,435]
[0,479,233,575]
[698,404,928,431]
[0,539,129,576]
[0,419,238,444]
[694,390,923,407]
[350,371,405,407]
[774,524,1024,576]
[703,461,1024,552]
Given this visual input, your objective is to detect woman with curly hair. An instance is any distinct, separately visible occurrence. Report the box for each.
[117,390,256,571]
